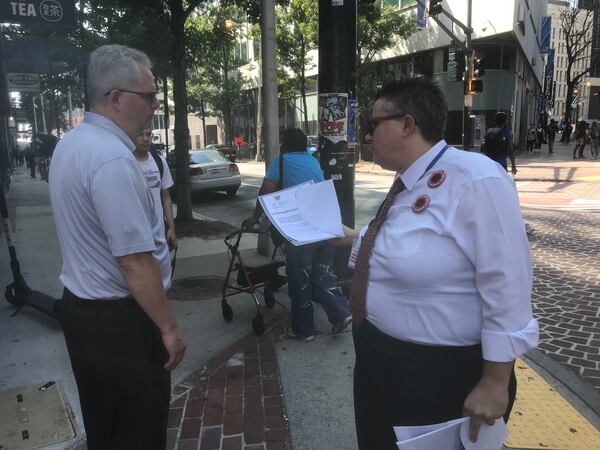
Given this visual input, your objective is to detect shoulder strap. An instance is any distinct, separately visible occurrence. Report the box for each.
[278,152,284,190]
[149,148,164,179]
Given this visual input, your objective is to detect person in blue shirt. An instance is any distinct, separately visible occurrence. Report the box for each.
[244,128,352,341]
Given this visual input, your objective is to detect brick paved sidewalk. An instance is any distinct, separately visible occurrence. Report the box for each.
[527,210,600,391]
[166,315,291,450]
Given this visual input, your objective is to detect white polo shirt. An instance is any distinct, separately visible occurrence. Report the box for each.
[49,112,171,299]
[350,140,539,362]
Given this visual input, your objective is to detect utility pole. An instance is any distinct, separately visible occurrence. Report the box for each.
[416,0,475,149]
[318,0,357,280]
[257,0,279,256]
[40,92,47,133]
[255,60,262,162]
[32,96,38,133]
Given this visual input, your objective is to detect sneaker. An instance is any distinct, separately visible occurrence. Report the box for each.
[331,315,353,334]
[287,329,314,342]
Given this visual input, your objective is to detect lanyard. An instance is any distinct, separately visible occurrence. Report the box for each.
[424,144,449,173]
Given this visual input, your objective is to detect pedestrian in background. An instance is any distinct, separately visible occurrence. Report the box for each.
[546,119,558,154]
[336,78,538,449]
[481,111,517,175]
[134,127,177,250]
[573,120,588,159]
[526,123,536,155]
[244,128,352,341]
[591,122,600,159]
[49,45,185,450]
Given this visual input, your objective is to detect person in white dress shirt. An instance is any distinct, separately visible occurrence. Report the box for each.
[338,78,539,449]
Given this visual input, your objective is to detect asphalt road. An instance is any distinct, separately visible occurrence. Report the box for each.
[191,163,391,228]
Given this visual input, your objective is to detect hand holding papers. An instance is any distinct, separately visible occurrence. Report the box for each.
[259,180,344,246]
[394,417,508,450]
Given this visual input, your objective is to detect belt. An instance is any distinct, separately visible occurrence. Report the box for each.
[63,288,137,309]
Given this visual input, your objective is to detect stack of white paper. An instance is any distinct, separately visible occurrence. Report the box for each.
[394,417,508,450]
[259,179,344,246]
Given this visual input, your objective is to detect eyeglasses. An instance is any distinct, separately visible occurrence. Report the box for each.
[104,89,158,104]
[365,113,409,135]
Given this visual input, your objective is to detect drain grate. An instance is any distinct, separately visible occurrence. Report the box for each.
[168,276,225,301]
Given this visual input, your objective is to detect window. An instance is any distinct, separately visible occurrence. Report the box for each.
[194,135,201,149]
[400,0,414,8]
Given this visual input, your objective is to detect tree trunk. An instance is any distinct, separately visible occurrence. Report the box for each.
[169,5,193,222]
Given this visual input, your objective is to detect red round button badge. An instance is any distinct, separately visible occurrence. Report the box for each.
[427,170,446,188]
[412,194,430,213]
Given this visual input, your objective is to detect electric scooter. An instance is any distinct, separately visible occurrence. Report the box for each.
[1,185,59,319]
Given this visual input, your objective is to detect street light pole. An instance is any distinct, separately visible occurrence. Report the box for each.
[32,96,38,133]
[39,92,47,133]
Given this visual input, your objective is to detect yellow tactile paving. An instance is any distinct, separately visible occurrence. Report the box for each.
[505,359,600,449]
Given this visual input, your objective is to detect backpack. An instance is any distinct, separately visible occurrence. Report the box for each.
[482,127,508,160]
[149,147,164,179]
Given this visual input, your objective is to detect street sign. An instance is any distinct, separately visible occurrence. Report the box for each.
[7,73,40,92]
[0,0,76,26]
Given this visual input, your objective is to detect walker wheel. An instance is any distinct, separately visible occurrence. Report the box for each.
[252,315,265,336]
[222,301,233,322]
[264,290,275,309]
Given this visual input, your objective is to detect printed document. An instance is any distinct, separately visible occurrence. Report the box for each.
[259,179,344,246]
[394,417,508,450]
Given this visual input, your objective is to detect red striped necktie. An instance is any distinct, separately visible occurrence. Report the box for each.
[349,176,406,327]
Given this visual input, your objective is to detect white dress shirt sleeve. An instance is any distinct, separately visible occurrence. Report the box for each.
[450,175,539,362]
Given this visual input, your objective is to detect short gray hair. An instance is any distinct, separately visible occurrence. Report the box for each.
[87,44,152,108]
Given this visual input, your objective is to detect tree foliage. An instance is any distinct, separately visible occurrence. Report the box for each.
[276,0,318,132]
[558,5,596,123]
[356,2,416,146]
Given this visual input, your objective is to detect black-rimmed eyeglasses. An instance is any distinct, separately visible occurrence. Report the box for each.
[365,113,410,135]
[104,89,158,104]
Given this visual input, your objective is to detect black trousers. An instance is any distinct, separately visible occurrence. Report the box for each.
[59,289,171,450]
[353,320,516,450]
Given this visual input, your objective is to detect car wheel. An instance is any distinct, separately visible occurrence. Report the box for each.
[226,188,238,197]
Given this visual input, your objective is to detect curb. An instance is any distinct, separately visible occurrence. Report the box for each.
[524,348,600,418]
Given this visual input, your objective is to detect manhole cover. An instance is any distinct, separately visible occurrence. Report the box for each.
[168,277,224,301]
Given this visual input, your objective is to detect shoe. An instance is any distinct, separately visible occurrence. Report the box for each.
[331,315,353,334]
[287,329,314,342]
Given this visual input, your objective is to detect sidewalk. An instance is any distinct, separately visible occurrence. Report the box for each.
[1,166,600,450]
[354,141,600,211]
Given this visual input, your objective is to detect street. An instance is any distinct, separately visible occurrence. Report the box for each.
[192,146,600,394]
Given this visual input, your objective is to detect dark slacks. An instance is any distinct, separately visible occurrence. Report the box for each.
[59,289,171,450]
[353,320,516,450]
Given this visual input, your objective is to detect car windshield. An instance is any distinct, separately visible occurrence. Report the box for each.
[190,150,229,164]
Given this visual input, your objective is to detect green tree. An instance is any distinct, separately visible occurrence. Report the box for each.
[186,5,248,146]
[276,0,318,132]
[357,2,416,146]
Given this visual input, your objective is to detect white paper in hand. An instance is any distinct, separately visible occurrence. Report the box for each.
[459,418,508,450]
[395,419,465,450]
[296,179,344,238]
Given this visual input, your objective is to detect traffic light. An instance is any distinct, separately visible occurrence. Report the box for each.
[473,57,485,77]
[467,78,483,94]
[429,0,443,16]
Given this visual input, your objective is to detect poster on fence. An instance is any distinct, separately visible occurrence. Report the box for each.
[318,93,348,143]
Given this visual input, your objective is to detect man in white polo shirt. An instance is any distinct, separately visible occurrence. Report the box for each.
[49,45,185,450]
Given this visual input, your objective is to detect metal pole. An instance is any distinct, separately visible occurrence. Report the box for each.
[257,0,280,256]
[255,62,262,161]
[462,0,473,150]
[319,0,356,282]
[33,96,38,133]
[40,92,47,133]
[67,85,74,129]
[261,0,279,169]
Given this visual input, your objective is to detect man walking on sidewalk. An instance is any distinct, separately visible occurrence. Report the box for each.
[481,111,517,175]
[49,45,185,450]
[546,119,558,154]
